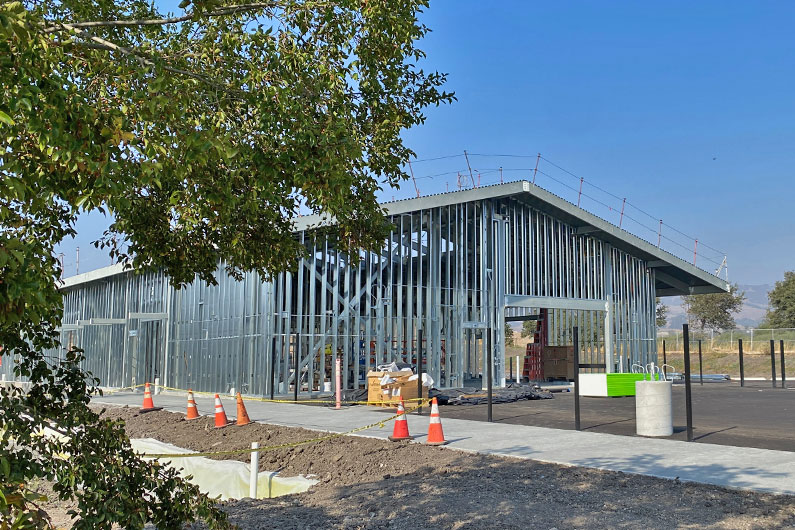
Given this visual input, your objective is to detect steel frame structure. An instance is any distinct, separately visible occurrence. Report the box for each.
[4,182,727,394]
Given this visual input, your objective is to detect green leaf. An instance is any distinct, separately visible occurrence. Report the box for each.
[0,110,14,126]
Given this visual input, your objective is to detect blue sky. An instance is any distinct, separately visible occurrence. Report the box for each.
[57,1,795,285]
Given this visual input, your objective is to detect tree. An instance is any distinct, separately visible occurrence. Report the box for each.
[0,0,452,527]
[505,324,515,346]
[762,271,795,328]
[521,320,535,338]
[682,284,745,331]
[655,297,668,328]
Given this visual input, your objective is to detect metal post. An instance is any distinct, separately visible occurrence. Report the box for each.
[487,329,493,423]
[770,340,777,388]
[781,340,786,389]
[516,355,521,384]
[249,442,259,499]
[269,337,276,401]
[335,356,342,410]
[573,326,581,431]
[738,339,745,387]
[657,219,662,247]
[698,339,703,385]
[417,328,423,415]
[662,340,666,366]
[293,341,299,402]
[509,353,513,382]
[683,324,693,442]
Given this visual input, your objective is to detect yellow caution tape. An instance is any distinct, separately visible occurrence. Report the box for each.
[99,382,427,406]
[140,399,431,459]
[98,383,148,395]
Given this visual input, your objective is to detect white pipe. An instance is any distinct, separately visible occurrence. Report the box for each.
[154,377,160,395]
[516,356,521,383]
[249,442,259,499]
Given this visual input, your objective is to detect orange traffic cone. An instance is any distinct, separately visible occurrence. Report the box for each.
[140,382,162,413]
[213,394,230,428]
[185,390,201,420]
[426,397,448,445]
[388,397,413,441]
[235,392,251,426]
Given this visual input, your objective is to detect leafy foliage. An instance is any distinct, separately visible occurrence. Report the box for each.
[0,0,452,526]
[762,271,795,328]
[505,324,515,347]
[521,320,535,338]
[655,297,667,328]
[682,284,745,331]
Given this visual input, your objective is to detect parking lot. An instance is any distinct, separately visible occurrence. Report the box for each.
[441,382,795,452]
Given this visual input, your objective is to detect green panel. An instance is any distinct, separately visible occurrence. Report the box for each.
[605,373,659,396]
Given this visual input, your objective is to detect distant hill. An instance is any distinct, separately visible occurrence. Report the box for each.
[662,283,770,330]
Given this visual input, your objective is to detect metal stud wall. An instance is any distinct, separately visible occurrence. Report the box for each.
[7,185,668,393]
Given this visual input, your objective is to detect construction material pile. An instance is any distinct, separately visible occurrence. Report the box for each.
[431,383,553,406]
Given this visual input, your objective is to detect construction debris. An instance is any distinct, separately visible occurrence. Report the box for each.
[431,383,553,406]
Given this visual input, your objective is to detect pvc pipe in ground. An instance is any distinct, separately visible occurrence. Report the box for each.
[249,442,259,499]
[154,377,160,395]
[635,380,673,437]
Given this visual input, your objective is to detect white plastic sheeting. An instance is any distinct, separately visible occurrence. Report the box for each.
[131,438,318,500]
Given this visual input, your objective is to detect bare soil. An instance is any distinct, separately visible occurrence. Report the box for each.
[41,405,795,529]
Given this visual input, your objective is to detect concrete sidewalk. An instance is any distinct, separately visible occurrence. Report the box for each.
[95,391,795,496]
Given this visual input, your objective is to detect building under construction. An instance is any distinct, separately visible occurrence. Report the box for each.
[6,181,728,395]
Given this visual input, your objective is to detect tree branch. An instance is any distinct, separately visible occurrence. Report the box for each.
[54,23,245,96]
[42,3,277,33]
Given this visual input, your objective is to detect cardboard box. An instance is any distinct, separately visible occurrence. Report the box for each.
[543,359,574,381]
[543,346,573,361]
[366,370,428,407]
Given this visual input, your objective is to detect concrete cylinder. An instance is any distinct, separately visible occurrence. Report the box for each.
[635,380,673,437]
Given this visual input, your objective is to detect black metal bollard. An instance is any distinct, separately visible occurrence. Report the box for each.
[770,340,777,388]
[683,325,693,442]
[663,340,667,366]
[738,339,745,387]
[574,326,581,431]
[781,340,787,389]
[698,339,703,385]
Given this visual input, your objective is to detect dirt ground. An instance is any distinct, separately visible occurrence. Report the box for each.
[38,405,795,529]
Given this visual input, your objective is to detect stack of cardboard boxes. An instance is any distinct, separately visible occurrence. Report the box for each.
[366,370,428,407]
